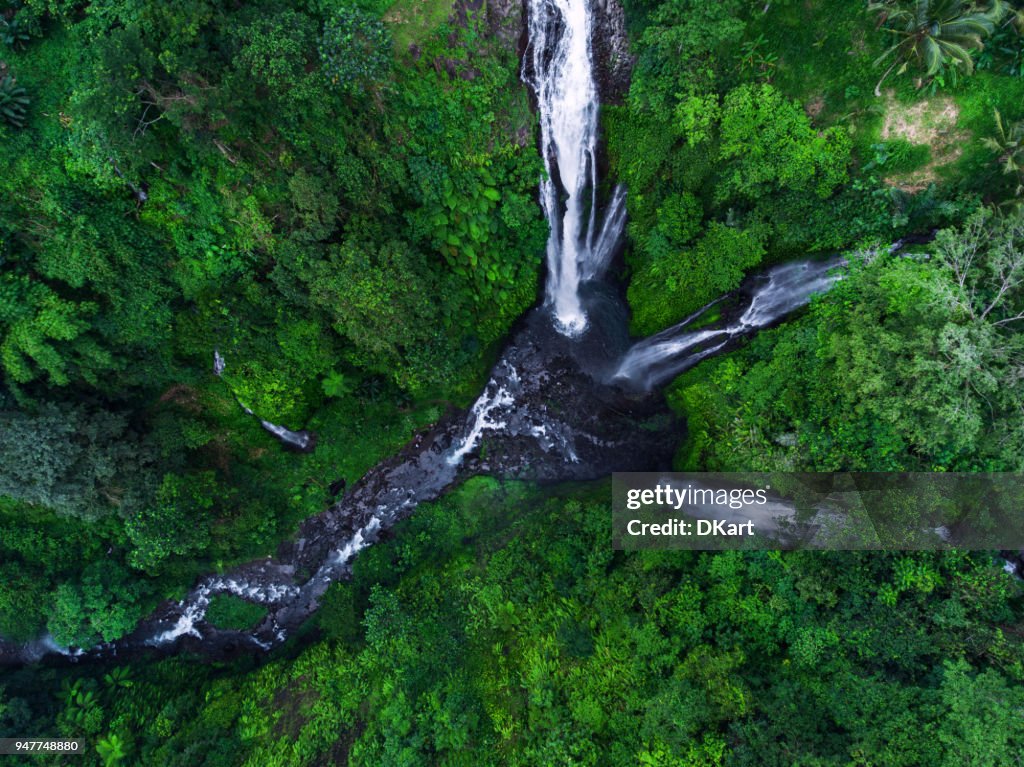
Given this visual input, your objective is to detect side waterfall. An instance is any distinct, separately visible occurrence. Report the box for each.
[613,257,848,390]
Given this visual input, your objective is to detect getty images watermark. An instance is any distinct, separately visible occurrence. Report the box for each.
[624,483,770,538]
[613,473,1024,551]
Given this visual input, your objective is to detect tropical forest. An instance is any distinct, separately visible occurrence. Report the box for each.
[1,0,1024,764]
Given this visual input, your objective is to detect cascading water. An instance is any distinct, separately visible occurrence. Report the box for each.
[214,351,317,452]
[523,0,624,336]
[612,243,917,390]
[613,257,848,390]
[448,0,629,463]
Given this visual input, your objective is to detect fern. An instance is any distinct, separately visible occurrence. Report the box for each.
[0,74,29,128]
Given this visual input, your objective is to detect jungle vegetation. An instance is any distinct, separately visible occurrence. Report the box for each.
[1,0,1023,764]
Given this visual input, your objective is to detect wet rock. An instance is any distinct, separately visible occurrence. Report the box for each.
[591,0,634,104]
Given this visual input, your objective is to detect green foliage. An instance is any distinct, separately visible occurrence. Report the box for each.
[936,658,1024,766]
[628,222,767,334]
[14,481,1019,766]
[611,82,853,332]
[717,83,852,201]
[319,7,392,92]
[0,400,155,520]
[1,4,1022,766]
[124,472,218,574]
[0,274,105,386]
[204,594,267,631]
[737,33,779,81]
[983,107,1024,200]
[0,0,543,645]
[629,0,747,110]
[304,235,446,390]
[862,138,933,174]
[96,732,128,766]
[669,207,1024,472]
[103,667,134,691]
[233,10,319,97]
[0,561,48,640]
[0,496,117,642]
[320,370,355,399]
[977,17,1024,76]
[58,678,105,735]
[48,561,152,647]
[1,16,31,50]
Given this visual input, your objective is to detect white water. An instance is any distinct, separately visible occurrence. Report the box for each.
[259,420,315,451]
[149,577,299,646]
[40,634,84,658]
[525,0,624,335]
[213,352,314,450]
[615,258,846,389]
[447,382,516,466]
[151,593,208,644]
[329,517,382,568]
[584,184,628,281]
[737,259,845,329]
[441,0,626,467]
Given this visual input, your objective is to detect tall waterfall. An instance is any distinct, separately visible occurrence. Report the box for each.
[524,0,618,336]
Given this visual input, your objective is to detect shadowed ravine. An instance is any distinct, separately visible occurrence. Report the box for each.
[0,0,851,666]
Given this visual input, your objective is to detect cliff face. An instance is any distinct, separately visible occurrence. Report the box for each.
[488,0,633,102]
[591,0,634,104]
[488,0,526,44]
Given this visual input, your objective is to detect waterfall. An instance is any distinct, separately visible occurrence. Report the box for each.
[735,259,847,329]
[614,258,847,390]
[214,351,317,452]
[524,0,624,336]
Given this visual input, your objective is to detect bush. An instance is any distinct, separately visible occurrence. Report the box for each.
[627,222,768,334]
[319,8,392,92]
[204,594,267,631]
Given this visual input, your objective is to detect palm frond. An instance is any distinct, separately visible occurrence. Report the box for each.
[938,17,996,37]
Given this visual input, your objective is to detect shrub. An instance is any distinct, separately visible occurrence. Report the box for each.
[319,8,391,93]
[205,594,267,630]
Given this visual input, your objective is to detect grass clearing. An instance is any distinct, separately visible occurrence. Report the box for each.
[879,91,967,191]
[747,0,884,127]
[385,0,455,54]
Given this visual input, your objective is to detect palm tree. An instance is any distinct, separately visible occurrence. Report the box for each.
[96,734,127,767]
[982,108,1024,201]
[869,0,1007,95]
[1,17,31,50]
